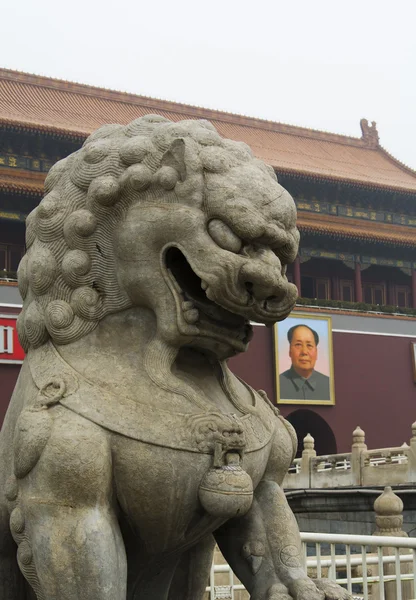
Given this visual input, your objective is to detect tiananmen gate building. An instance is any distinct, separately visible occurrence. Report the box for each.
[0,68,415,455]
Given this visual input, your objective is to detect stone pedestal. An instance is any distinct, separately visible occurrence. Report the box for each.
[351,426,367,485]
[371,487,414,600]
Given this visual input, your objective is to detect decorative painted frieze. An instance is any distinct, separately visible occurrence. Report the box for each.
[295,198,416,228]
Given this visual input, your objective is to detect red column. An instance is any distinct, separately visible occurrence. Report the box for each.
[355,262,363,302]
[331,276,339,301]
[412,270,416,309]
[294,256,301,296]
[388,282,395,306]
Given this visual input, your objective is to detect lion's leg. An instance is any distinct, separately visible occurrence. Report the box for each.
[168,535,216,600]
[0,439,29,599]
[19,503,126,599]
[215,482,350,600]
[0,502,28,599]
[215,497,288,600]
[13,406,127,600]
[254,481,350,600]
[0,367,35,599]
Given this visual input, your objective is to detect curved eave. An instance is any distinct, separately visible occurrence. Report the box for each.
[0,168,44,196]
[378,145,416,179]
[2,116,416,196]
[0,117,87,142]
[298,213,416,247]
[277,167,416,196]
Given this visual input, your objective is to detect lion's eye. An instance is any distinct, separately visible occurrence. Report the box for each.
[208,219,242,254]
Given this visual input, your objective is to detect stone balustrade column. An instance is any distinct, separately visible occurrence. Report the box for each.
[372,487,412,600]
[300,433,316,488]
[410,421,416,450]
[408,421,416,481]
[354,262,363,303]
[374,486,406,537]
[351,426,367,485]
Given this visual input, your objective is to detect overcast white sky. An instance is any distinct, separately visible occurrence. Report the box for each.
[2,0,416,169]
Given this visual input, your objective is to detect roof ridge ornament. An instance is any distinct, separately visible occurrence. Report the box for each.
[360,118,380,148]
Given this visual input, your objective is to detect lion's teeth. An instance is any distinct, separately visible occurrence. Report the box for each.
[201,280,208,290]
[182,300,194,311]
[183,309,199,324]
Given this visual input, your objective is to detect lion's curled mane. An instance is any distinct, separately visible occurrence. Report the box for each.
[17,115,278,351]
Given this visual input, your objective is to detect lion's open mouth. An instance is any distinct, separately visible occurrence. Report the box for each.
[165,247,253,345]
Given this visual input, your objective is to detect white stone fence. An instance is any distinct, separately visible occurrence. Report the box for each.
[283,423,416,489]
[207,487,415,600]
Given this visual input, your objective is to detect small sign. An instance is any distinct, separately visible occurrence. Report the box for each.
[0,314,25,364]
[213,586,232,599]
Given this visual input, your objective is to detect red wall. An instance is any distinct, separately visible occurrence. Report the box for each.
[230,327,416,453]
[0,364,21,425]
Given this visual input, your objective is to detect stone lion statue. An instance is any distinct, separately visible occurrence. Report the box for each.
[0,116,350,600]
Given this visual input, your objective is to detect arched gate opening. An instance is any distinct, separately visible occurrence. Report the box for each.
[285,409,337,458]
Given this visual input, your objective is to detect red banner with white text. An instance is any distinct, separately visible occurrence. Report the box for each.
[0,315,25,363]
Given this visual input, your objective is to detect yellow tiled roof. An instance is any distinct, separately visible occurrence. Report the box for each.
[1,68,416,194]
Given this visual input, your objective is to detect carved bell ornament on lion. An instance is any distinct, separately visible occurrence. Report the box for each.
[198,444,254,519]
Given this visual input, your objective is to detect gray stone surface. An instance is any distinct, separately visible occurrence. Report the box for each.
[0,116,350,599]
[0,284,22,307]
[288,487,416,536]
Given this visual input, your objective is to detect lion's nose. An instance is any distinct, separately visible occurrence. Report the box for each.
[240,267,284,305]
[239,245,287,307]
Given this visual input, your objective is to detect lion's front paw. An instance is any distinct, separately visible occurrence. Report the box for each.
[313,579,352,600]
[288,578,325,600]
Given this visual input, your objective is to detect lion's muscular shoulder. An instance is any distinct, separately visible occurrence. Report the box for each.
[279,416,298,463]
[263,415,298,485]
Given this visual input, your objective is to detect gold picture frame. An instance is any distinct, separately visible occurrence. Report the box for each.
[274,313,335,405]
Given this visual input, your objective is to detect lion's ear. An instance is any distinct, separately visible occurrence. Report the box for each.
[161,139,186,182]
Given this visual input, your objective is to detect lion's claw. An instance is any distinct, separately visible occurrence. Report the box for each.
[252,577,351,600]
[288,578,325,600]
[313,579,352,600]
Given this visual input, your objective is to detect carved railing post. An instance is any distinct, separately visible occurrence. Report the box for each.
[300,433,316,488]
[372,487,412,600]
[374,486,406,538]
[351,426,367,486]
[408,422,416,481]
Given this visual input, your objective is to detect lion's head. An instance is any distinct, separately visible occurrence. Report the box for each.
[17,116,299,359]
